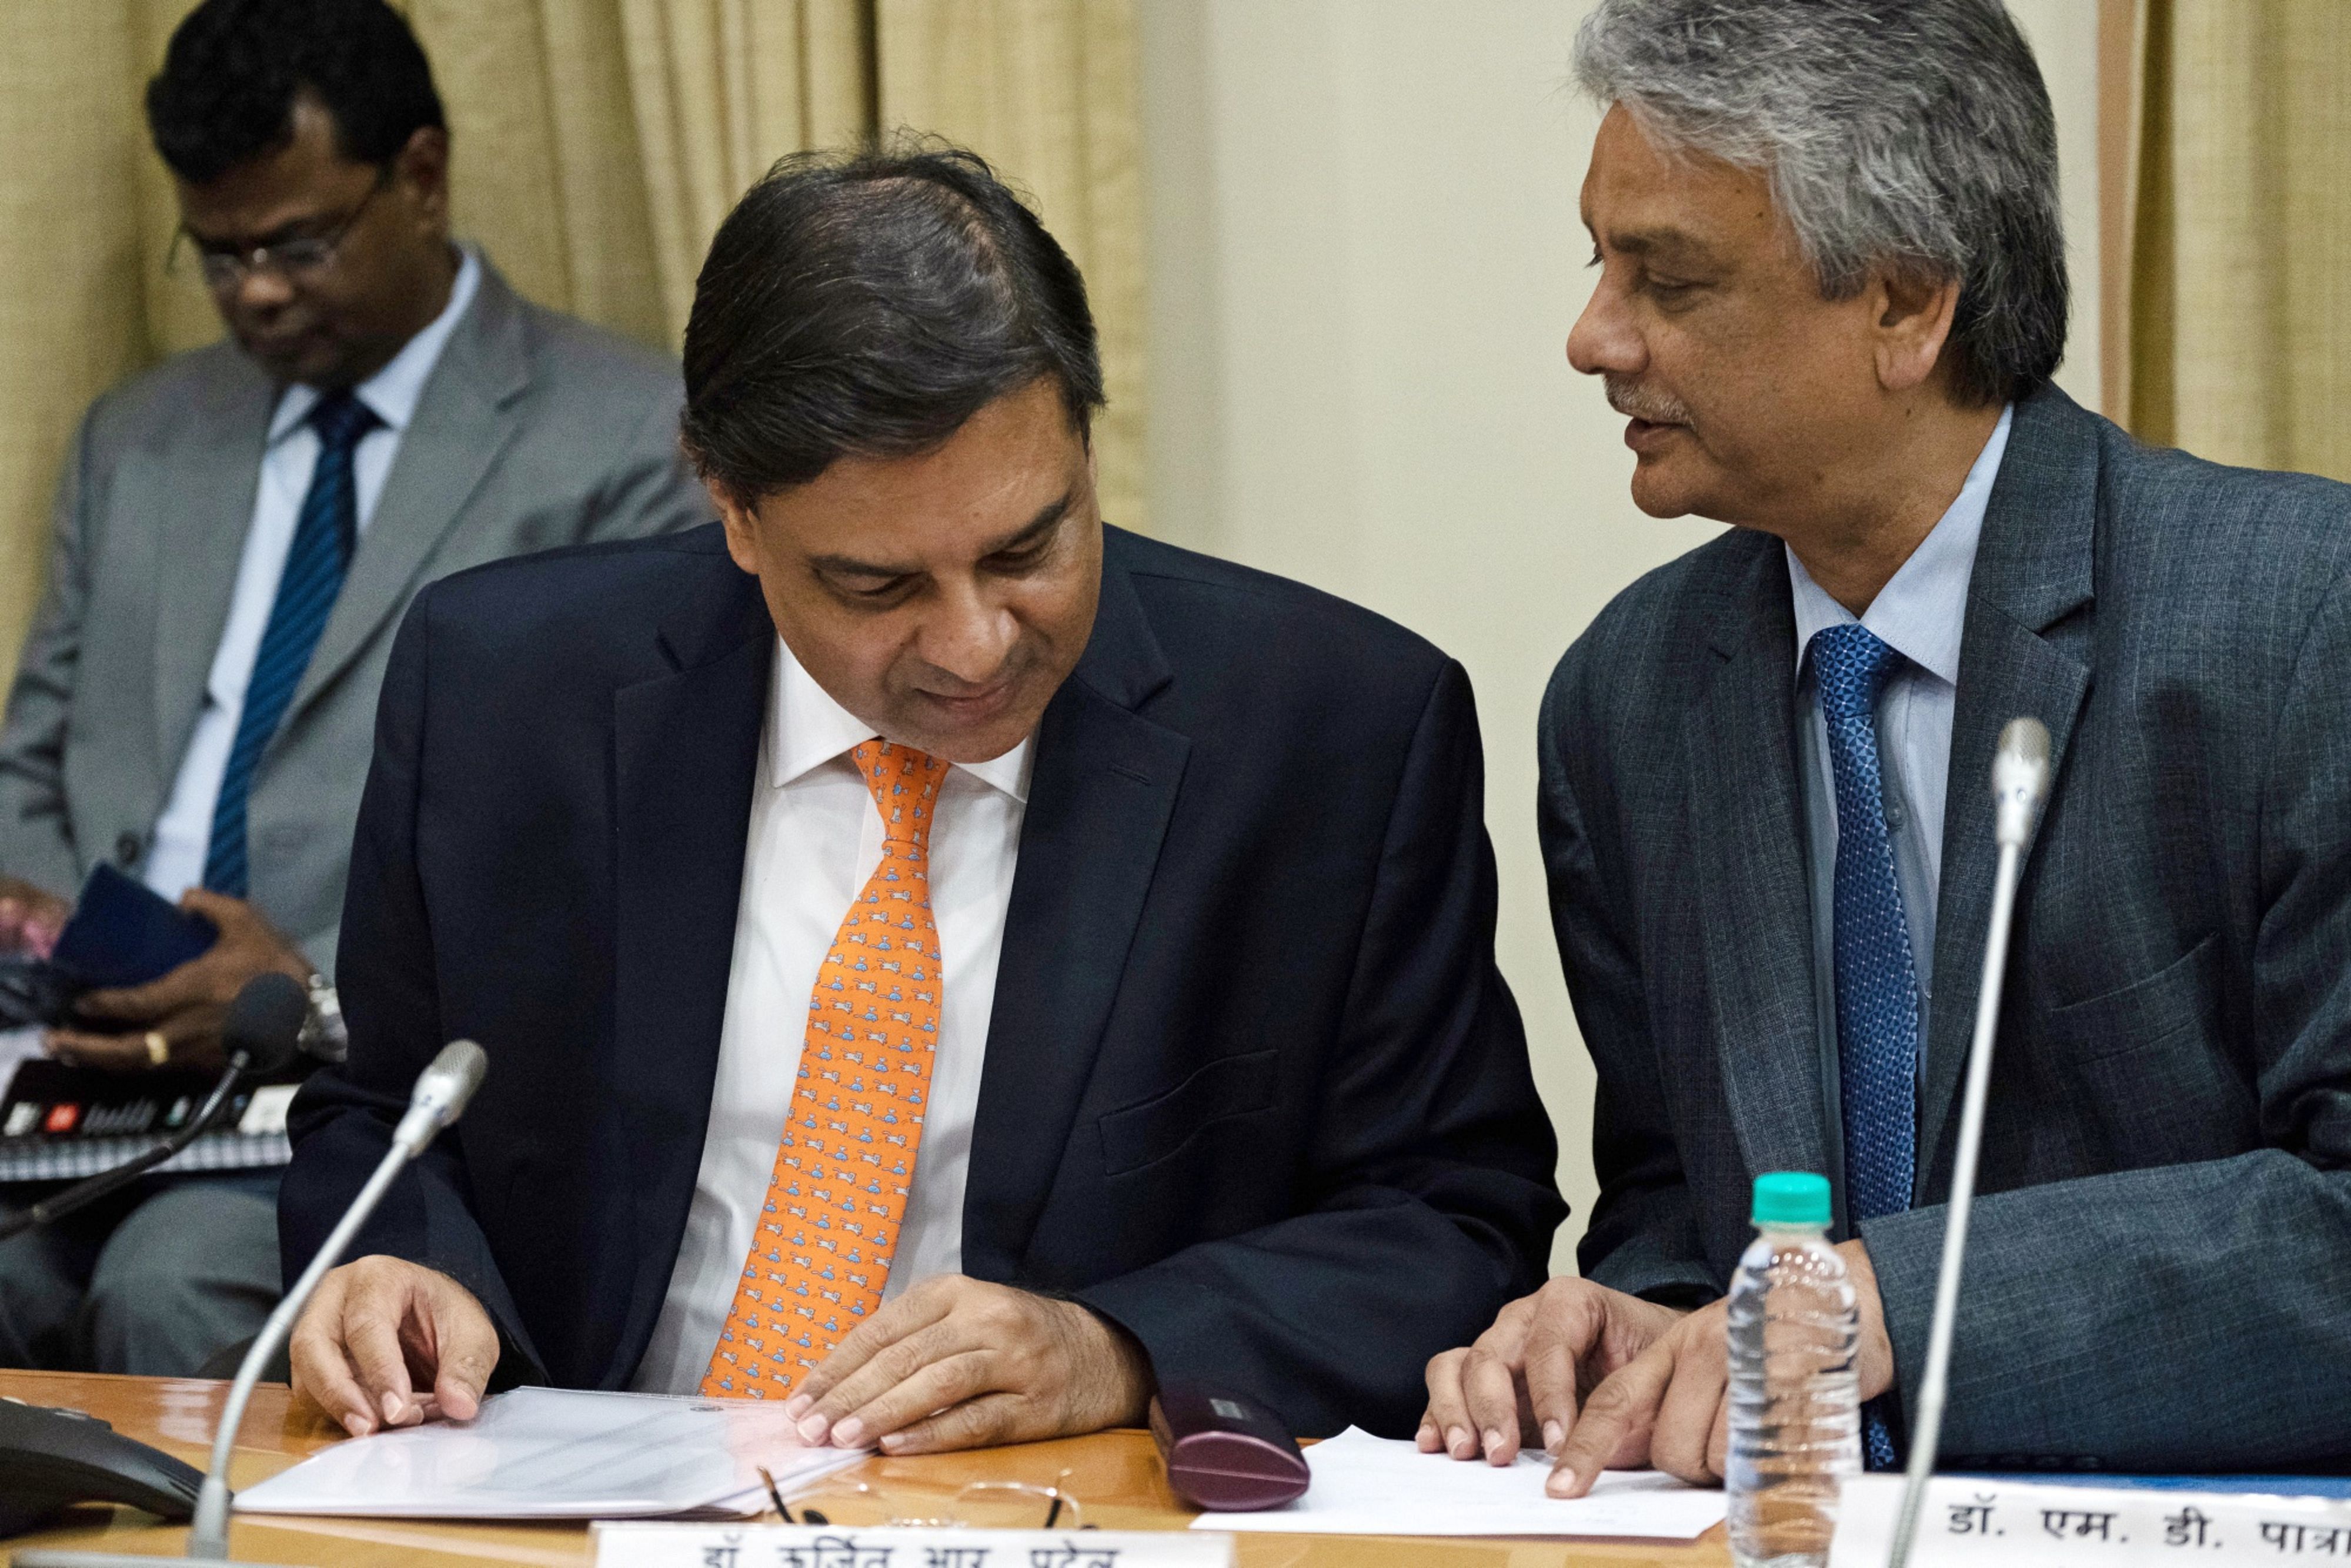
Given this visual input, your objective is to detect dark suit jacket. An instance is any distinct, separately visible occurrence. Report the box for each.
[282,522,1564,1437]
[1544,385,2351,1471]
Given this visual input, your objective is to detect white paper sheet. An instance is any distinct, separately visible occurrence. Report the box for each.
[235,1386,867,1520]
[1190,1426,1728,1539]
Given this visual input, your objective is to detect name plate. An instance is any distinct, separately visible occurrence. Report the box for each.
[593,1523,1235,1568]
[1834,1475,2351,1568]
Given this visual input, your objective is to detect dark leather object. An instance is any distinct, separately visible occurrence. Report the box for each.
[0,865,218,1028]
[0,1398,203,1538]
[1149,1386,1311,1512]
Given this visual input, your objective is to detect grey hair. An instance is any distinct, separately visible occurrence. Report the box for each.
[1574,0,2067,405]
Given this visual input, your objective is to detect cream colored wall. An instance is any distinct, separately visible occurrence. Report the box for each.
[1135,0,2103,1271]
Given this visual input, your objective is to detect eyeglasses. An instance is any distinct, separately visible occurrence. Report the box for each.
[762,1467,1091,1531]
[171,173,389,291]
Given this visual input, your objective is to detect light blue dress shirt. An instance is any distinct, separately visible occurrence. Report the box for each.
[1791,402,2012,1100]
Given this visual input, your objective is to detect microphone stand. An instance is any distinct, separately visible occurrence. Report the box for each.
[1885,719,2051,1568]
[15,1039,487,1568]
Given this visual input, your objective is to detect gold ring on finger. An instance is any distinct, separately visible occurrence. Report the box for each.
[144,1031,169,1068]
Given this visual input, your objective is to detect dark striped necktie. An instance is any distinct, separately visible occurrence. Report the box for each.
[202,389,379,898]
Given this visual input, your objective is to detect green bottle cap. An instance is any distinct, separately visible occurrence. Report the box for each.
[1751,1171,1832,1228]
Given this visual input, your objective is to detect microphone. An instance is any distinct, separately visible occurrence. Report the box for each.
[0,974,312,1241]
[12,1039,489,1568]
[1885,718,2052,1568]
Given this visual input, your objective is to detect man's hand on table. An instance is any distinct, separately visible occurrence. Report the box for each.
[1420,1275,1685,1469]
[290,1255,500,1437]
[784,1274,1153,1455]
[1421,1243,1896,1496]
[47,887,312,1073]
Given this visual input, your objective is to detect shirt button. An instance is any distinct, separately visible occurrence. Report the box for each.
[1885,801,1906,831]
[115,832,142,868]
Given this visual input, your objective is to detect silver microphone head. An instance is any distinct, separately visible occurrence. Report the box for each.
[1991,717,2053,848]
[410,1039,488,1131]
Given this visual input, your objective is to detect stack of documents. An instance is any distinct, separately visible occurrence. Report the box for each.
[236,1386,866,1520]
[1190,1426,1728,1539]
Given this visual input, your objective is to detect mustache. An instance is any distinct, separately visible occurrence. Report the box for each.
[1604,375,1693,426]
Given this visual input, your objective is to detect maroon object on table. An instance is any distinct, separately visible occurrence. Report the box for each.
[1148,1387,1313,1512]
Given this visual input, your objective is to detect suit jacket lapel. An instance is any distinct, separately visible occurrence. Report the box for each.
[292,262,532,722]
[962,549,1188,1279]
[152,353,276,797]
[607,563,774,1378]
[1918,387,2098,1191]
[1690,540,1835,1189]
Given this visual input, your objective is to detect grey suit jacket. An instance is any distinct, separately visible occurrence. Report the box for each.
[0,257,709,975]
[1544,383,2351,1471]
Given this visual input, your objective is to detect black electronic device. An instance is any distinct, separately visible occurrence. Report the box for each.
[0,1398,202,1539]
[0,974,309,1242]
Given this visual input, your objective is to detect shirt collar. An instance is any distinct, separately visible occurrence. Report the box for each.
[769,637,1033,804]
[267,246,482,444]
[1788,401,2013,688]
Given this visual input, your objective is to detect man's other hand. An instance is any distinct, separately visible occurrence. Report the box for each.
[1545,1240,1896,1496]
[0,876,68,959]
[48,887,311,1072]
[783,1275,1154,1455]
[1420,1276,1687,1469]
[290,1256,500,1438]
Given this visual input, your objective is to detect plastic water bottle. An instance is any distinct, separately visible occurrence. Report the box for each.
[1726,1171,1861,1568]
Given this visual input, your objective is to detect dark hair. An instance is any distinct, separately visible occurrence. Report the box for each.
[1577,0,2068,405]
[680,142,1105,503]
[145,0,446,185]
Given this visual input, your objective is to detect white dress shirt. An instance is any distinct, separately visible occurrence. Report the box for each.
[143,249,483,902]
[630,639,1033,1395]
[1790,401,2012,1067]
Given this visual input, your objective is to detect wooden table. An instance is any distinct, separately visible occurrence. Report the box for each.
[2,1370,1729,1567]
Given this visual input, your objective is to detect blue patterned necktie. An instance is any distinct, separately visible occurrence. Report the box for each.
[1810,621,1919,1472]
[202,390,379,898]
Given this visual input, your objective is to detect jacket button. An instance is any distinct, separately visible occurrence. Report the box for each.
[115,833,142,868]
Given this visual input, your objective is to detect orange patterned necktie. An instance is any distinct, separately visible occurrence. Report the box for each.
[701,739,951,1400]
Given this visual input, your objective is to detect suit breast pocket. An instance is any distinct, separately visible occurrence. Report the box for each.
[2029,931,2254,1169]
[1097,1049,1279,1177]
[2039,932,2221,1065]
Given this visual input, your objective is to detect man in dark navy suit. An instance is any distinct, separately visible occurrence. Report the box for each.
[278,145,1564,1454]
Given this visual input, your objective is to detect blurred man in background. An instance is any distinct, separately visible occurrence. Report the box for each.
[0,0,704,1375]
[1428,0,2351,1488]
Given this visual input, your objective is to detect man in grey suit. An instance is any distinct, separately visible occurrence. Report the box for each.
[1425,0,2350,1486]
[0,0,704,1373]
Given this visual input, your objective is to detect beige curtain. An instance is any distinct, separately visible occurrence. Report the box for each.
[411,0,876,348]
[876,0,1149,532]
[2112,0,2351,481]
[0,4,187,713]
[0,0,1146,693]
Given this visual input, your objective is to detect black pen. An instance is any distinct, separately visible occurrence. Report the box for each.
[757,1465,794,1524]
